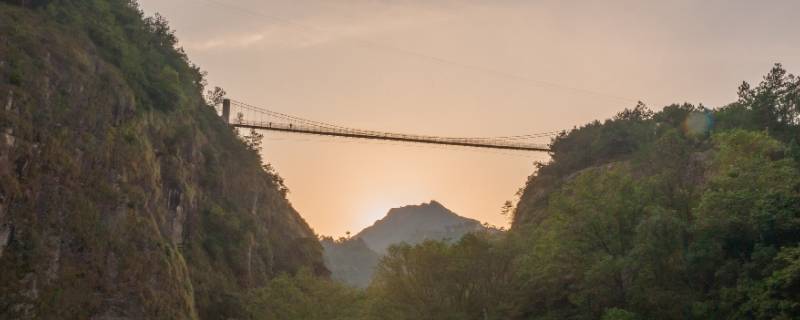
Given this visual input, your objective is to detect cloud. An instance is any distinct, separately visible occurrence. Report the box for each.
[180,1,467,52]
[188,33,266,50]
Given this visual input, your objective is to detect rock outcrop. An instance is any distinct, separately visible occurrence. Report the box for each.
[0,2,325,319]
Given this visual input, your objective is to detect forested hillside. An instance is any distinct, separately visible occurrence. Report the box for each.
[0,1,325,319]
[267,65,800,320]
[251,66,800,320]
[352,64,800,319]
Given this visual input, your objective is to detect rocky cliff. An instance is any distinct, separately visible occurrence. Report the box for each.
[0,2,325,319]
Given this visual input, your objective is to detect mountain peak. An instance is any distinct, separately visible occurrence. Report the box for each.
[428,199,444,207]
[385,200,455,218]
[324,201,489,287]
[356,201,484,253]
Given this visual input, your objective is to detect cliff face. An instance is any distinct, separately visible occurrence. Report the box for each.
[0,2,325,319]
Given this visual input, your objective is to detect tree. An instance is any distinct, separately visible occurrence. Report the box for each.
[688,130,800,318]
[205,86,226,108]
[366,233,517,320]
[789,139,800,164]
[234,112,264,153]
[615,102,653,121]
[694,130,800,256]
[243,128,264,153]
[728,64,800,139]
[244,269,365,320]
[144,13,178,49]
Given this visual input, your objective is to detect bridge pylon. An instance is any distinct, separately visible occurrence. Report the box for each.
[222,98,231,124]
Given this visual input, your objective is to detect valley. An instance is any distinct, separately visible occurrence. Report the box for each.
[1,1,799,319]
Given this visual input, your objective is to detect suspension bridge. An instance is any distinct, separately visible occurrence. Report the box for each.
[220,99,554,152]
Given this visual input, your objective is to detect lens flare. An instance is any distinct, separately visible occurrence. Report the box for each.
[683,112,713,136]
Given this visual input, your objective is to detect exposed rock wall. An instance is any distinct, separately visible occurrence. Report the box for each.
[0,4,325,319]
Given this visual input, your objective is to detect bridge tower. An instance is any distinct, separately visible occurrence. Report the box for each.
[222,98,231,124]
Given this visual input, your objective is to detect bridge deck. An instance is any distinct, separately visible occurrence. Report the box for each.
[233,120,550,152]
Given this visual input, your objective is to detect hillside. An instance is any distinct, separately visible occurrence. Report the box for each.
[492,68,800,318]
[359,65,800,319]
[322,201,486,288]
[321,237,380,288]
[355,200,486,254]
[0,2,325,319]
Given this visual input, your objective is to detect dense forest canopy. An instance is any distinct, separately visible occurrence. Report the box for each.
[367,64,800,320]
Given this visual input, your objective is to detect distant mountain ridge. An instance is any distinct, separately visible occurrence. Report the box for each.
[356,200,485,254]
[323,201,487,287]
[320,237,380,288]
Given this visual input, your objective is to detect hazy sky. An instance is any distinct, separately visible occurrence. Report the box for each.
[138,0,800,236]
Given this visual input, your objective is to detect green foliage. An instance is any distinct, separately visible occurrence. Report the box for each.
[204,86,226,107]
[0,2,323,319]
[365,232,517,320]
[241,127,264,153]
[243,269,365,320]
[695,130,800,254]
[788,139,800,164]
[716,64,800,140]
[41,1,205,111]
[363,66,800,319]
[602,308,639,320]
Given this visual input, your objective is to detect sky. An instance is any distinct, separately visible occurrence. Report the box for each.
[138,0,800,237]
